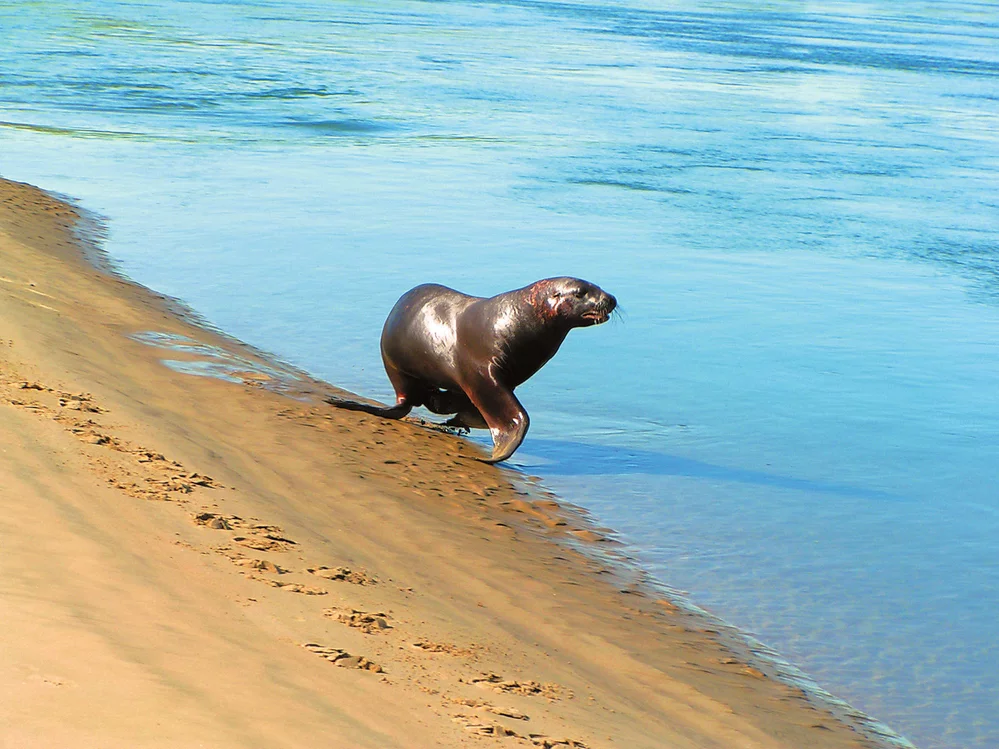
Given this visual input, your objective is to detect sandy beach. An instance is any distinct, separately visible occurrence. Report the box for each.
[0,176,889,748]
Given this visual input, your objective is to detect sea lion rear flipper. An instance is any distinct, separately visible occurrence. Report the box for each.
[462,372,529,463]
[424,389,488,429]
[325,395,412,420]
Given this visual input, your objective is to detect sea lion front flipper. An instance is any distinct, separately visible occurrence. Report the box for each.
[462,371,530,463]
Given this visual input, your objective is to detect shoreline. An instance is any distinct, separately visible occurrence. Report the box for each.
[0,175,902,748]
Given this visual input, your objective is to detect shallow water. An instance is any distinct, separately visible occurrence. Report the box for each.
[3,2,999,746]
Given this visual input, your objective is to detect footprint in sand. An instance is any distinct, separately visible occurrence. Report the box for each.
[251,577,327,595]
[323,607,391,634]
[454,706,587,748]
[528,737,589,749]
[410,641,476,658]
[192,512,297,551]
[233,534,296,551]
[57,394,104,413]
[229,557,289,574]
[79,431,115,446]
[68,418,105,439]
[146,475,215,495]
[307,565,375,585]
[469,674,567,701]
[217,544,325,594]
[14,381,50,392]
[301,642,384,673]
[135,450,175,465]
[450,714,520,738]
[449,697,528,721]
[193,512,239,530]
[5,381,220,504]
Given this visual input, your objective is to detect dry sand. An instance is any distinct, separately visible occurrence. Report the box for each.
[0,176,891,748]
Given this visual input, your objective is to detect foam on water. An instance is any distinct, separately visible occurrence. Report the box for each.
[3,2,998,746]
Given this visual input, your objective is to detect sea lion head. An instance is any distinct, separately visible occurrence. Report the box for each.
[533,277,617,328]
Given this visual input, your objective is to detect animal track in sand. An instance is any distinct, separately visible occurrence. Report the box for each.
[307,565,376,585]
[323,607,392,634]
[232,534,296,551]
[449,697,529,721]
[450,714,519,738]
[58,395,105,413]
[469,674,568,701]
[229,557,289,574]
[3,364,586,746]
[12,380,51,392]
[410,641,476,658]
[451,706,589,746]
[193,512,240,530]
[1,373,220,503]
[302,642,384,673]
[249,577,327,595]
[192,512,298,551]
[528,736,589,748]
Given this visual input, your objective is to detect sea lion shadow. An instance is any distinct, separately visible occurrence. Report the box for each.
[512,438,904,502]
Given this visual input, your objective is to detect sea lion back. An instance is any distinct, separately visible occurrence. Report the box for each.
[380,284,474,386]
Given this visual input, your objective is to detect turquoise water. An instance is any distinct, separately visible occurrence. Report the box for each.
[3,1,999,746]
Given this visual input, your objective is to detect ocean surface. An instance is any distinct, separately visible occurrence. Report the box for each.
[3,1,998,746]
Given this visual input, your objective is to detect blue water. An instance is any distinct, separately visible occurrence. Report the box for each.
[3,2,998,746]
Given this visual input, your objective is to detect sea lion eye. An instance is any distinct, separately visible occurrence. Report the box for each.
[572,288,586,299]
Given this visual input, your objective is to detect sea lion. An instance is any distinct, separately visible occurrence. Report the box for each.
[327,277,617,463]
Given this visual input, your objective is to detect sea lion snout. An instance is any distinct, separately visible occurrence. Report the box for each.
[597,289,617,315]
[579,285,617,326]
[537,277,617,326]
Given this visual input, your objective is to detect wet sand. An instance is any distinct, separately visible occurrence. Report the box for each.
[0,176,890,748]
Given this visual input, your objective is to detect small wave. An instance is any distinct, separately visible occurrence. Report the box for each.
[569,178,694,195]
[0,119,146,140]
[283,118,396,135]
[251,86,357,100]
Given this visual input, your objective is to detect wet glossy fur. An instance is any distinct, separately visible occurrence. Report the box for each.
[328,277,616,462]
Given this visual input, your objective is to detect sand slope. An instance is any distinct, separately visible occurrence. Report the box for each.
[0,177,888,749]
